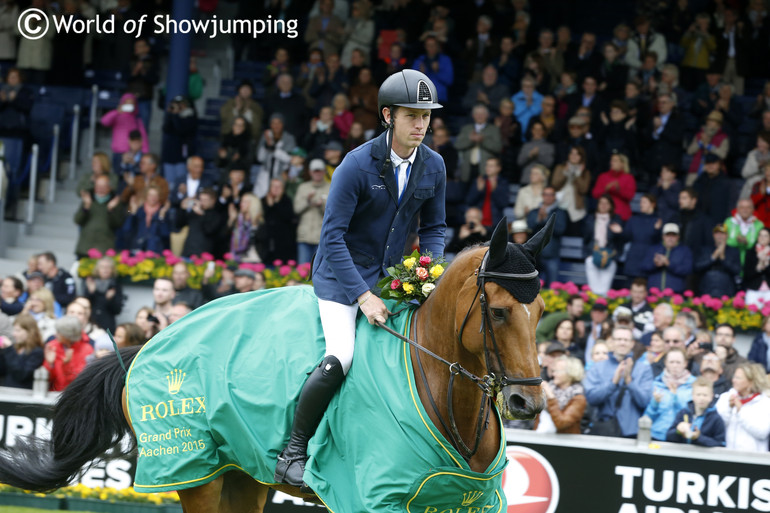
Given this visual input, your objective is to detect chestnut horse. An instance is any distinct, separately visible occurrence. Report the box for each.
[0,217,553,512]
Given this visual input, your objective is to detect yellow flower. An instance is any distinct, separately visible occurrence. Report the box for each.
[403,258,416,270]
[429,264,444,278]
[402,282,415,294]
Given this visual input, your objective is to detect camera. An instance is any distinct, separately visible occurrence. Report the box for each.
[468,222,476,229]
[698,342,713,351]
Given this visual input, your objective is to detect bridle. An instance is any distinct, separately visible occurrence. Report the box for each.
[376,249,543,461]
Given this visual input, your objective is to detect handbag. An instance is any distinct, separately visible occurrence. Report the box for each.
[592,244,617,269]
[588,384,626,437]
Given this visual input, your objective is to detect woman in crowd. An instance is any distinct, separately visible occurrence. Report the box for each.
[552,318,584,362]
[592,152,636,222]
[643,347,696,441]
[0,314,44,389]
[716,363,770,452]
[513,164,548,220]
[747,314,770,373]
[583,194,624,295]
[586,340,610,371]
[21,288,57,341]
[517,120,555,184]
[331,93,354,141]
[536,356,586,434]
[217,116,255,173]
[93,322,145,359]
[76,151,118,197]
[43,316,93,391]
[128,186,171,253]
[349,67,379,138]
[262,178,296,263]
[621,194,662,279]
[686,111,729,184]
[551,145,591,235]
[84,257,123,333]
[135,306,165,342]
[743,228,770,309]
[640,330,666,377]
[739,131,770,200]
[229,192,264,263]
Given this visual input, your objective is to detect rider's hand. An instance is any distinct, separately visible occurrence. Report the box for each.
[358,292,389,325]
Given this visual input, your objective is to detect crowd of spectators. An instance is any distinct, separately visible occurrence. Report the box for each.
[1,0,770,452]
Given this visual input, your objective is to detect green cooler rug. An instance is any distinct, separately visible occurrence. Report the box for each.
[126,285,508,513]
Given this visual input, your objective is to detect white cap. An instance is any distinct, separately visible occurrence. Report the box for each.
[511,220,529,234]
[309,159,326,171]
[662,223,680,235]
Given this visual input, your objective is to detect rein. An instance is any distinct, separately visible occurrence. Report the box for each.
[376,250,543,462]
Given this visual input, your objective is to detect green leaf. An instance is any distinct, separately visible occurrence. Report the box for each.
[386,266,397,276]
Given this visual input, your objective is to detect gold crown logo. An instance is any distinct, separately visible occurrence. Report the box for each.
[461,491,484,506]
[166,369,186,395]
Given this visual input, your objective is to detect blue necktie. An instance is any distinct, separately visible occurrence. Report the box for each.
[396,162,411,204]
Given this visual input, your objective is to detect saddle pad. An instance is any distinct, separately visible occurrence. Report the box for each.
[125,286,508,513]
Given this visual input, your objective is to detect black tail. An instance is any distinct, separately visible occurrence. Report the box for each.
[0,346,142,492]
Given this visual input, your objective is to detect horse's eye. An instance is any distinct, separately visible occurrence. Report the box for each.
[490,308,507,320]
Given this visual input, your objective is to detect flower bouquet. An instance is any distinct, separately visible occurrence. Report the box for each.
[377,250,445,305]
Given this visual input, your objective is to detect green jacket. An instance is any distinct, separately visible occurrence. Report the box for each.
[535,311,570,343]
[73,196,126,258]
[725,215,764,269]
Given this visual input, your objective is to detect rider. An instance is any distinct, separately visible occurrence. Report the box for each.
[274,69,447,488]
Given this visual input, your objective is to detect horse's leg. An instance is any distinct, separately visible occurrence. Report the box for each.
[220,471,269,513]
[178,478,224,513]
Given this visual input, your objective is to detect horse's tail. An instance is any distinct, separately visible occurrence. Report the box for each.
[0,346,142,492]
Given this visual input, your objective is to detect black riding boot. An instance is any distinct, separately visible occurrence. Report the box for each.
[274,355,345,488]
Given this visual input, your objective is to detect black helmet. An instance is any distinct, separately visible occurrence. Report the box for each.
[378,70,442,125]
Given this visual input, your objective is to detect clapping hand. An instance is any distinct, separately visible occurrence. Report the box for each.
[80,190,92,210]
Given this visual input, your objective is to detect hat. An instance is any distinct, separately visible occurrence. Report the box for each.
[26,271,45,281]
[233,268,256,280]
[290,147,307,158]
[324,140,344,152]
[706,110,724,125]
[613,305,633,321]
[545,342,567,355]
[511,220,529,234]
[309,158,326,172]
[568,116,587,126]
[662,222,680,235]
[713,223,727,233]
[703,153,721,164]
[591,302,608,312]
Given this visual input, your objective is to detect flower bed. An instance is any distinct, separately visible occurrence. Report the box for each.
[544,282,765,330]
[77,249,312,289]
[0,483,180,511]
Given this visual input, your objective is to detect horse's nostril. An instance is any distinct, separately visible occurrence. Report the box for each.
[508,394,527,412]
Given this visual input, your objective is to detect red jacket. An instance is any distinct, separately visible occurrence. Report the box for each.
[592,170,637,221]
[43,333,93,391]
[751,180,770,227]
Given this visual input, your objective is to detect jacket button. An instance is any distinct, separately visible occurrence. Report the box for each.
[391,228,395,232]
[386,245,390,250]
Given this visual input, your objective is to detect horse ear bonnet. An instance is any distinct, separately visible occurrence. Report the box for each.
[481,215,556,304]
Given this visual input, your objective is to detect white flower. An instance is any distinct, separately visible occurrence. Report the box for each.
[422,283,436,297]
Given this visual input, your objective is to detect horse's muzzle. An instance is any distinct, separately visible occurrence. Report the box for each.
[500,384,545,420]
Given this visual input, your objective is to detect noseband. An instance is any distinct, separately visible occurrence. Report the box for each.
[377,249,543,461]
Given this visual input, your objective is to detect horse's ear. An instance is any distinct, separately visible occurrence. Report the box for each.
[487,217,509,268]
[522,213,556,259]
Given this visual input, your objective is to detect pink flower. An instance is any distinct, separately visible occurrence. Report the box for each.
[105,248,116,257]
[580,292,589,302]
[647,295,657,303]
[711,299,724,311]
[224,252,234,261]
[721,295,729,302]
[87,248,103,259]
[565,282,579,295]
[191,257,203,266]
[162,249,173,257]
[144,251,157,259]
[595,297,608,305]
[288,260,297,267]
[273,259,283,267]
[416,267,429,281]
[297,267,309,278]
[164,257,177,266]
[135,251,146,261]
[279,265,292,277]
[733,297,746,309]
[201,252,214,262]
[672,295,683,305]
[581,284,591,291]
[662,288,674,297]
[649,287,661,296]
[607,289,617,299]
[540,279,546,288]
[701,294,712,302]
[683,290,694,298]
[761,305,770,317]
[391,279,401,290]
[255,263,266,273]
[748,304,759,313]
[215,260,225,267]
[550,281,562,290]
[692,298,702,306]
[736,290,746,299]
[419,256,432,266]
[618,288,630,297]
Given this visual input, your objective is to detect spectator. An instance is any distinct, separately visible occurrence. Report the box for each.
[321,141,344,182]
[413,36,454,103]
[492,36,521,90]
[218,116,255,174]
[540,342,568,381]
[219,80,263,139]
[0,2,19,64]
[639,331,666,376]
[564,31,602,81]
[743,228,770,306]
[726,198,765,268]
[510,219,529,244]
[462,65,511,117]
[565,76,607,132]
[294,161,330,264]
[584,326,654,437]
[692,69,723,119]
[161,95,198,192]
[527,187,568,287]
[713,322,748,382]
[43,316,93,391]
[219,167,252,211]
[1,276,24,317]
[120,153,170,206]
[622,195,662,279]
[0,313,44,389]
[640,303,675,346]
[256,113,298,186]
[228,192,264,263]
[15,0,54,84]
[170,156,213,211]
[263,48,292,94]
[303,106,342,158]
[265,73,308,141]
[74,175,125,259]
[584,194,624,295]
[170,262,204,311]
[620,278,655,341]
[641,223,694,294]
[747,316,770,373]
[517,121,555,185]
[331,93,354,140]
[695,223,741,297]
[21,284,56,341]
[135,306,164,342]
[554,116,601,174]
[167,303,192,324]
[643,347,696,441]
[597,43,628,101]
[699,351,731,397]
[126,38,158,129]
[587,340,610,371]
[447,207,489,255]
[526,95,558,144]
[552,146,591,234]
[715,363,770,452]
[37,252,75,308]
[374,42,409,85]
[461,15,497,81]
[340,1,373,67]
[680,13,717,91]
[551,318,585,361]
[644,92,684,181]
[536,294,585,343]
[348,67,379,137]
[467,157,509,229]
[750,162,770,227]
[714,8,750,96]
[113,322,145,349]
[128,186,171,253]
[262,179,296,263]
[598,101,638,168]
[307,53,348,111]
[513,164,547,220]
[431,126,459,184]
[304,0,345,58]
[537,356,586,434]
[117,130,145,179]
[455,104,503,183]
[76,152,119,198]
[624,15,668,73]
[666,377,726,447]
[151,277,176,323]
[83,257,122,334]
[179,188,227,259]
[673,187,712,256]
[527,29,564,90]
[739,132,770,200]
[592,152,637,222]
[692,154,731,228]
[512,76,544,142]
[634,51,661,97]
[100,93,149,173]
[650,164,683,224]
[712,83,744,140]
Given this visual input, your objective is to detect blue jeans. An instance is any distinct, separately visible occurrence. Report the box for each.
[297,243,318,265]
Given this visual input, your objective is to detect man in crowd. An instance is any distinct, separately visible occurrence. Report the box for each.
[621,278,654,341]
[37,252,76,308]
[641,223,692,294]
[713,323,748,381]
[584,302,609,359]
[526,186,568,286]
[152,277,176,322]
[698,351,730,397]
[171,262,204,310]
[640,302,674,346]
[536,294,585,343]
[178,188,226,259]
[725,198,765,268]
[695,224,741,297]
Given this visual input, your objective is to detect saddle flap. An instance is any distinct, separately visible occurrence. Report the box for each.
[401,465,507,513]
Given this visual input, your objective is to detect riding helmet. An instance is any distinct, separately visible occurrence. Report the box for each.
[377,70,443,126]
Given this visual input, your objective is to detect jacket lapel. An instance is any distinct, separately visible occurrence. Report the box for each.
[371,131,399,205]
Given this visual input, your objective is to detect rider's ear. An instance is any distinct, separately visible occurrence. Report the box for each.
[522,213,556,259]
[487,217,509,269]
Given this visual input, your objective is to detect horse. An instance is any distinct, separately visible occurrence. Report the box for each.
[0,216,554,513]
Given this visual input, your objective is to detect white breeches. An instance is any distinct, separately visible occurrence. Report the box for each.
[318,299,358,375]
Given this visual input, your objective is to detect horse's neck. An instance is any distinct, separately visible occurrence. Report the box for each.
[412,305,501,473]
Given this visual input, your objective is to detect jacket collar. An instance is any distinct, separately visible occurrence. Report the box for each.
[370,131,432,206]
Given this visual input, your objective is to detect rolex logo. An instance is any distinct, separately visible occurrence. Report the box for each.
[461,491,484,506]
[166,369,186,395]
